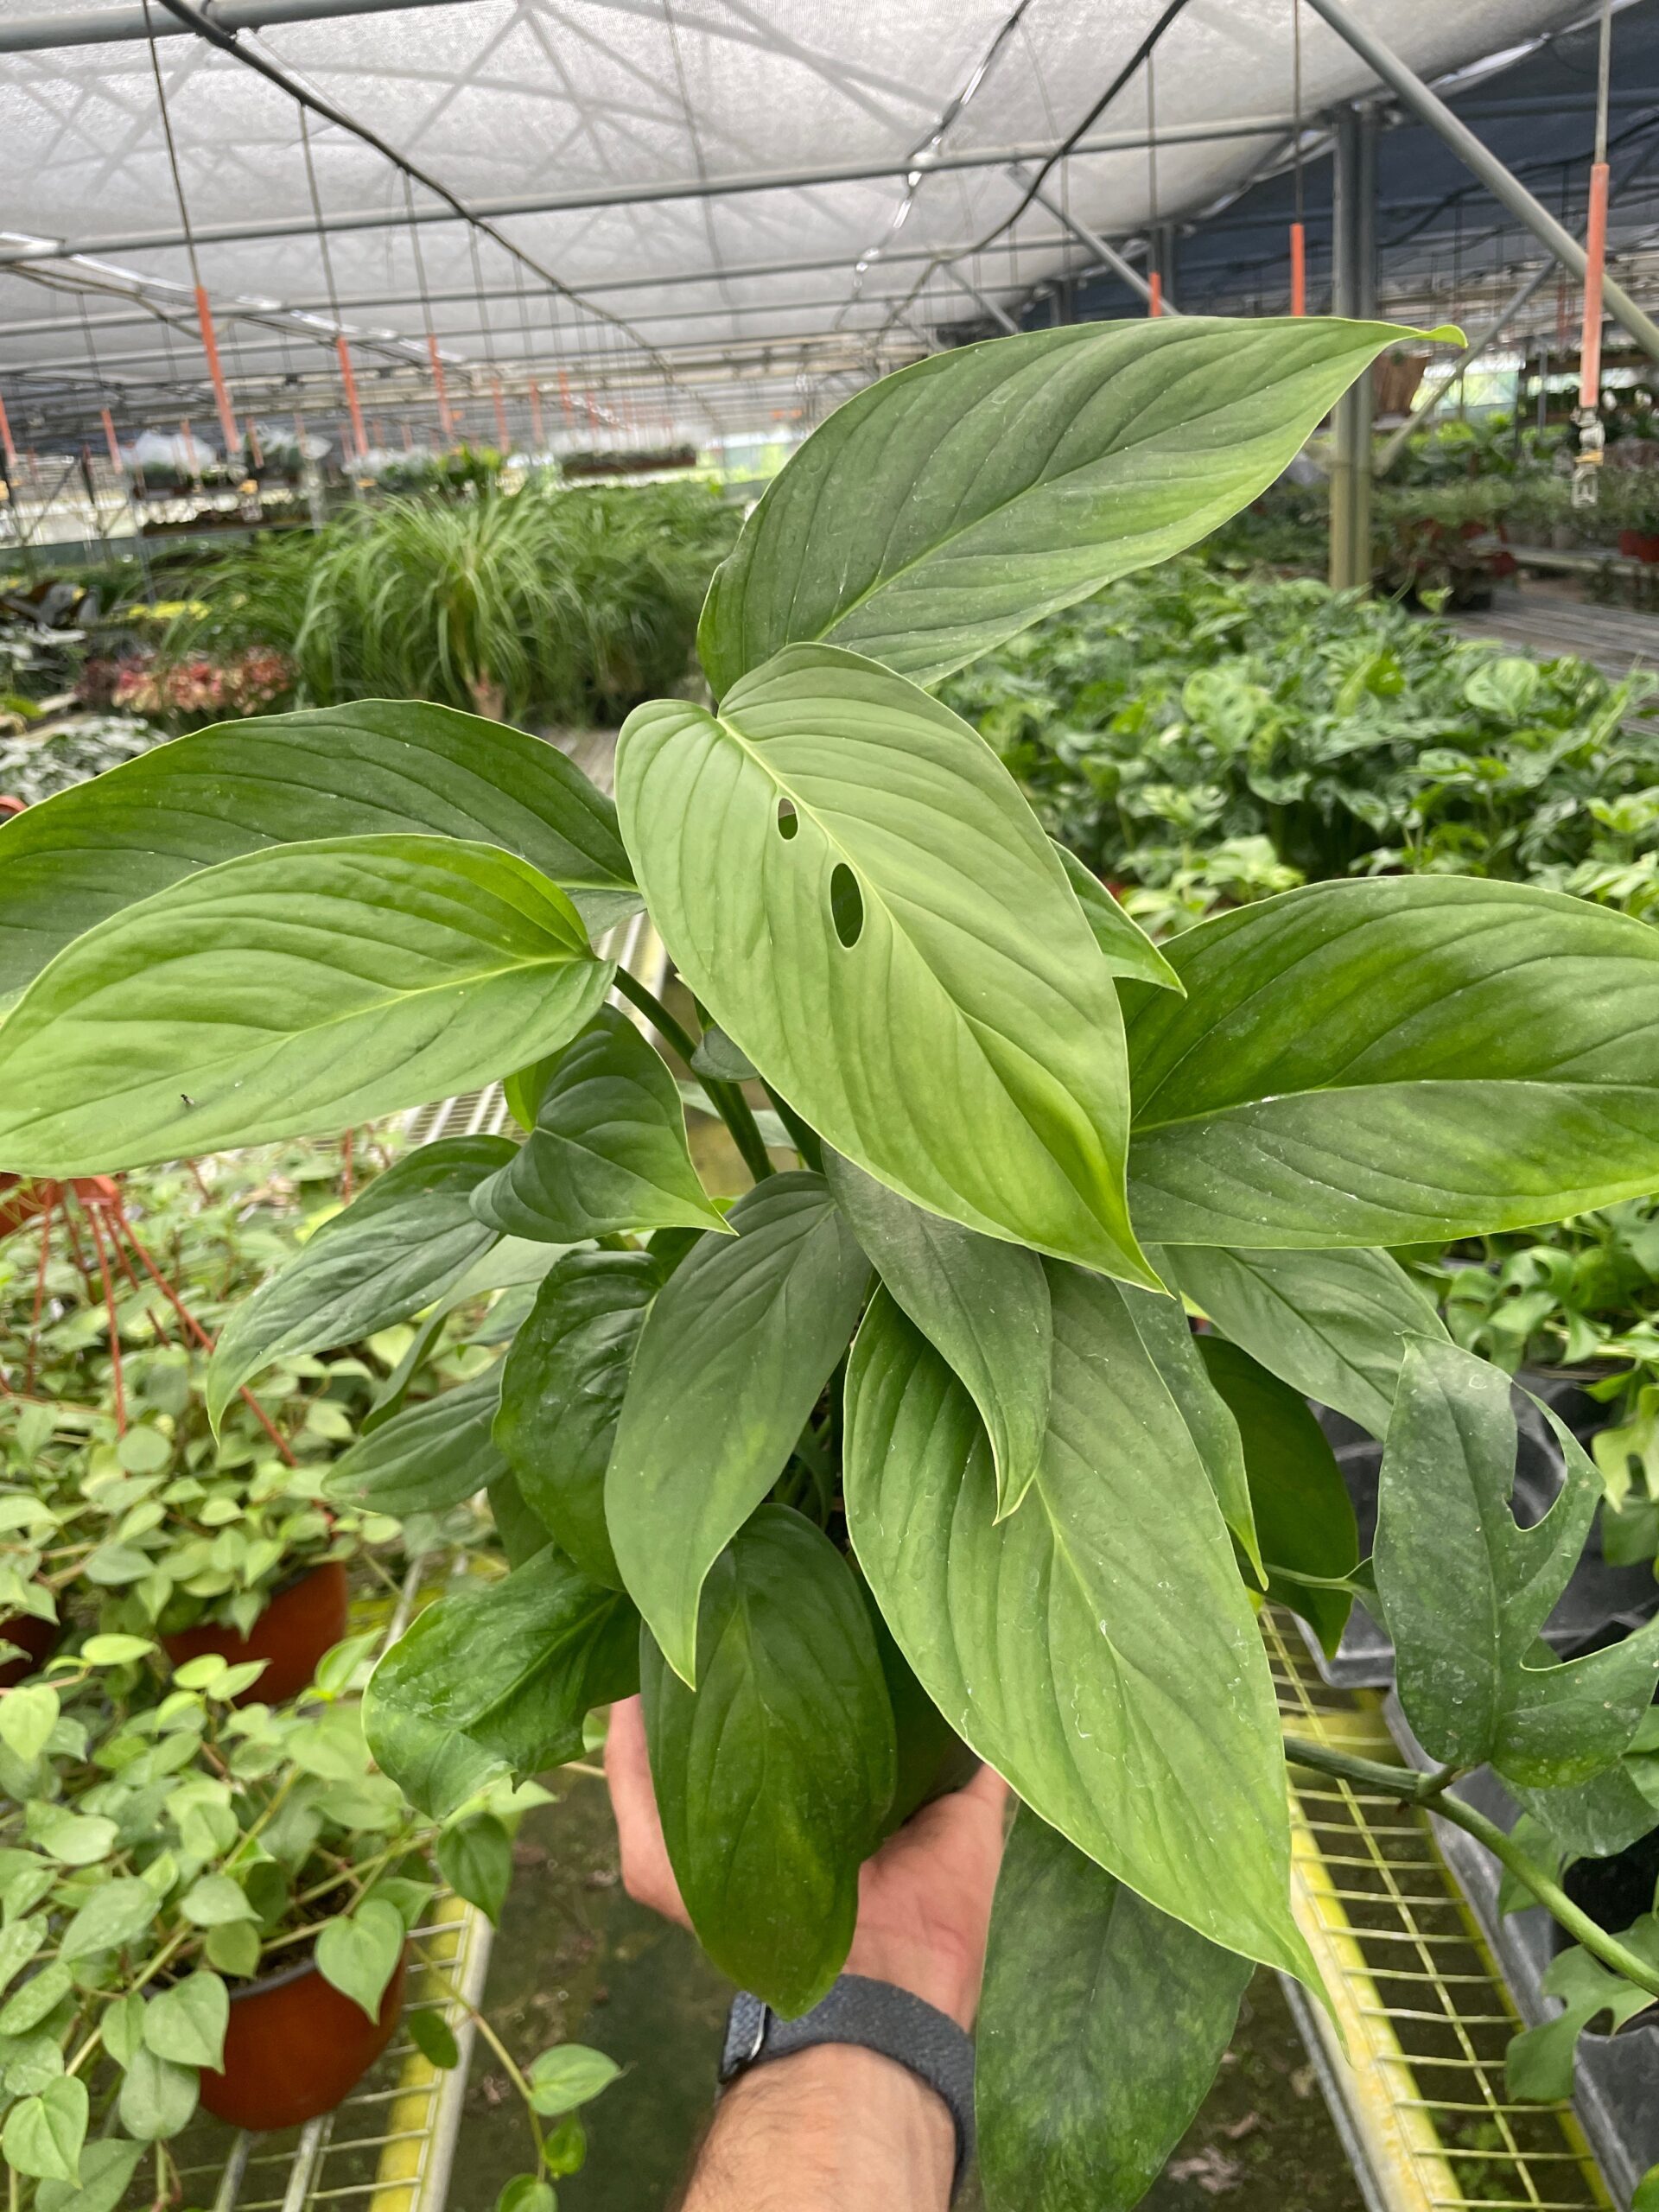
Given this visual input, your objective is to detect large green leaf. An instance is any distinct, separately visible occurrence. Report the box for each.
[617,645,1152,1281]
[698,316,1442,694]
[470,1008,726,1245]
[0,698,637,1001]
[1054,842,1180,994]
[494,1249,663,1586]
[641,1509,895,2016]
[0,836,613,1177]
[606,1172,869,1684]
[208,1136,512,1428]
[365,1547,638,1817]
[845,1269,1314,1978]
[325,1368,505,1516]
[1160,1243,1444,1438]
[1120,1284,1260,1577]
[1124,878,1659,1247]
[977,1803,1252,2212]
[1197,1337,1357,1659]
[824,1149,1052,1517]
[1375,1340,1659,1785]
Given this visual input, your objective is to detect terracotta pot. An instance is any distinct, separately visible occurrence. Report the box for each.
[0,1609,56,1689]
[162,1558,349,1704]
[199,1947,407,2132]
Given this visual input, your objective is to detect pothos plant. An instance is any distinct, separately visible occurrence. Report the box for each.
[4,315,1659,2207]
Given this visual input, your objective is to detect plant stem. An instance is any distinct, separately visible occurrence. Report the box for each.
[760,1082,823,1172]
[611,968,774,1184]
[1282,1733,1659,2000]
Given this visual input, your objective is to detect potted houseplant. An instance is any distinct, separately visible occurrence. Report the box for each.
[0,1630,618,2195]
[6,312,1659,2209]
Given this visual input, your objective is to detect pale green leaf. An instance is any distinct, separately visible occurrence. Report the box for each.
[0,835,613,1177]
[0,1686,58,1765]
[0,696,637,1000]
[699,316,1441,692]
[3,2074,87,2181]
[435,1815,512,1927]
[825,1149,1051,1518]
[143,1972,228,2070]
[619,646,1150,1281]
[58,1877,156,1962]
[1054,843,1180,994]
[470,1007,726,1244]
[117,2047,198,2141]
[1119,1284,1260,1577]
[641,1510,895,2015]
[208,1135,512,1427]
[977,1803,1251,2212]
[315,1898,404,2024]
[1125,879,1659,1248]
[845,1270,1314,1979]
[524,2044,621,2115]
[607,1173,870,1684]
[35,2138,144,2212]
[0,1916,46,1995]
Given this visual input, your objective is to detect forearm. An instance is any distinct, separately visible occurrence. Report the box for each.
[678,2044,956,2212]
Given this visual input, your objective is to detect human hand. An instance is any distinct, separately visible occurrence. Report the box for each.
[604,1696,1009,2031]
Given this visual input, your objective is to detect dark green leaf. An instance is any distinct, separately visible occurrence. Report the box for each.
[495,2178,554,2212]
[471,1008,726,1244]
[326,1368,505,1516]
[0,697,637,1001]
[0,836,613,1176]
[1197,1337,1357,1657]
[1376,1340,1659,1784]
[436,1815,512,1926]
[641,1509,895,2015]
[1159,1244,1445,1438]
[1505,1927,1659,2101]
[487,1470,556,1569]
[408,2009,461,2069]
[494,1249,662,1586]
[607,1173,870,1683]
[698,317,1441,692]
[978,1803,1252,2212]
[688,1026,757,1082]
[845,1271,1314,1979]
[365,1548,639,1817]
[1125,880,1659,1248]
[208,1137,512,1427]
[617,649,1153,1282]
[824,1149,1051,1517]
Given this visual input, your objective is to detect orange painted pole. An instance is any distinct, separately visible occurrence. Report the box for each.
[491,372,510,450]
[1580,160,1610,410]
[335,335,367,461]
[1289,221,1306,315]
[428,334,453,446]
[558,368,574,423]
[100,406,123,471]
[0,391,17,477]
[528,378,544,448]
[194,286,241,461]
[1147,270,1163,318]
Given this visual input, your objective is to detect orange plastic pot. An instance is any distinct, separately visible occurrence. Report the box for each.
[0,1609,56,1689]
[199,1947,407,2132]
[162,1558,349,1704]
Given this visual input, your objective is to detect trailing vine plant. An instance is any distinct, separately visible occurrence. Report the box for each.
[3,316,1659,2207]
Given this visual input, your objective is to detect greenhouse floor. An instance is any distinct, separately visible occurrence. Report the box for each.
[1454,576,1659,677]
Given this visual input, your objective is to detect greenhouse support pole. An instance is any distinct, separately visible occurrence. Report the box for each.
[1328,105,1376,590]
[1303,0,1659,366]
[1010,167,1180,313]
[944,264,1019,334]
[1375,256,1554,474]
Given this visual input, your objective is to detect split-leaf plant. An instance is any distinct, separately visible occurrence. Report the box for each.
[5,316,1659,2208]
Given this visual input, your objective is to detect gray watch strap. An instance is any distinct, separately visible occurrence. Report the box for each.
[718,1974,976,2196]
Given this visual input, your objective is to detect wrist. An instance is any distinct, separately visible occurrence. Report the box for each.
[843,1928,980,2032]
[696,2045,955,2209]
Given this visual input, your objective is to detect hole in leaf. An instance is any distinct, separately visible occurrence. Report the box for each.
[776,799,798,840]
[830,865,864,949]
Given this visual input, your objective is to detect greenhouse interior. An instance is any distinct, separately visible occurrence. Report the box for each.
[9,1,1659,2209]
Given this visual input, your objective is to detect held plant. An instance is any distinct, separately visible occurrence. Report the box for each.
[8,315,1659,2205]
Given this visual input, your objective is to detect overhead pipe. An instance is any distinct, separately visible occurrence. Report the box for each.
[1301,0,1659,365]
[1006,167,1180,315]
[0,0,467,52]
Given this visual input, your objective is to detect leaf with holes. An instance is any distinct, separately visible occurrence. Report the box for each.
[0,697,637,1001]
[845,1269,1314,1980]
[977,1803,1252,2212]
[1376,1340,1659,1785]
[208,1136,512,1430]
[1124,879,1659,1249]
[0,836,613,1177]
[470,1007,727,1245]
[1158,1243,1445,1439]
[494,1249,663,1587]
[607,1173,871,1684]
[698,317,1446,692]
[617,646,1153,1281]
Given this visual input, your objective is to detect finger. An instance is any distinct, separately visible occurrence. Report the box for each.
[603,1698,692,1929]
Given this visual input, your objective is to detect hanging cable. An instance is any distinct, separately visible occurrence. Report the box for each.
[141,0,241,465]
[298,106,365,467]
[402,172,453,448]
[1290,0,1306,315]
[1146,50,1161,315]
[1574,0,1615,506]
